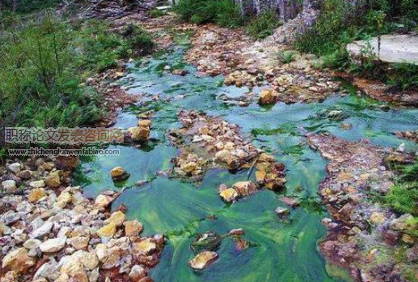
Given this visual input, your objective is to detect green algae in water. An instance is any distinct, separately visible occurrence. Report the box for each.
[75,33,418,282]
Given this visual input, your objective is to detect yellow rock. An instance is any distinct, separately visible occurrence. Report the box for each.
[2,248,35,273]
[56,191,72,209]
[110,167,125,178]
[258,89,278,105]
[71,236,90,250]
[106,211,126,227]
[181,162,197,173]
[28,188,46,203]
[95,195,111,208]
[255,170,266,183]
[124,220,143,237]
[370,212,386,224]
[402,234,416,244]
[44,171,61,188]
[138,120,151,128]
[258,153,274,162]
[232,181,257,197]
[189,251,218,270]
[97,223,116,238]
[339,172,353,180]
[219,188,238,203]
[133,239,156,255]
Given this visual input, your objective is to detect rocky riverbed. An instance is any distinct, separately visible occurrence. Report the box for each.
[0,158,164,282]
[307,133,417,282]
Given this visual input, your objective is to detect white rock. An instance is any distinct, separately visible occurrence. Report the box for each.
[40,236,67,253]
[30,221,53,238]
[8,163,21,174]
[1,180,16,191]
[23,239,42,249]
[30,180,45,188]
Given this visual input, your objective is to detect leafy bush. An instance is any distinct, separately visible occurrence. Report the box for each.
[277,50,297,64]
[174,0,242,27]
[150,8,165,18]
[0,16,153,131]
[387,63,418,90]
[1,0,62,14]
[385,161,418,216]
[246,10,281,39]
[385,183,418,215]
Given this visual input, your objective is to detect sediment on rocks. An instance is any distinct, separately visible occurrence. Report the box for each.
[306,133,417,282]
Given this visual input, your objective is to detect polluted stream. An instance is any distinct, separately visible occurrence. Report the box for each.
[75,34,418,282]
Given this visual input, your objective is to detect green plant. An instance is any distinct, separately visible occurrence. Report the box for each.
[387,63,418,90]
[174,0,242,27]
[385,161,418,216]
[150,8,165,18]
[0,16,153,132]
[246,10,281,39]
[277,50,297,64]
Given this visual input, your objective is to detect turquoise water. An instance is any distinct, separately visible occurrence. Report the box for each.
[75,34,418,282]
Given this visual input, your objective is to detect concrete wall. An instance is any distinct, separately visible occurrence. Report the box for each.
[235,0,305,22]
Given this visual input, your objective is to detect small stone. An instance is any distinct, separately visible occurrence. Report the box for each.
[30,180,45,188]
[1,180,16,192]
[129,265,147,281]
[56,191,72,208]
[402,234,416,245]
[219,188,238,203]
[255,170,266,183]
[44,171,61,188]
[16,170,32,180]
[189,251,218,270]
[370,212,386,224]
[95,194,111,208]
[133,239,156,255]
[106,211,126,227]
[259,89,278,105]
[28,188,46,203]
[40,236,67,253]
[97,223,116,238]
[2,248,35,273]
[71,236,90,250]
[23,239,41,249]
[138,120,151,128]
[275,207,290,218]
[227,228,245,236]
[232,181,258,197]
[110,167,130,181]
[280,196,300,207]
[71,250,99,270]
[124,220,143,237]
[30,221,53,238]
[8,163,21,174]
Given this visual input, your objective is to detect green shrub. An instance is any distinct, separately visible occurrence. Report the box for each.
[277,50,297,64]
[385,161,418,216]
[174,0,242,27]
[246,10,281,39]
[150,8,165,18]
[0,17,153,131]
[385,183,418,215]
[387,63,418,90]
